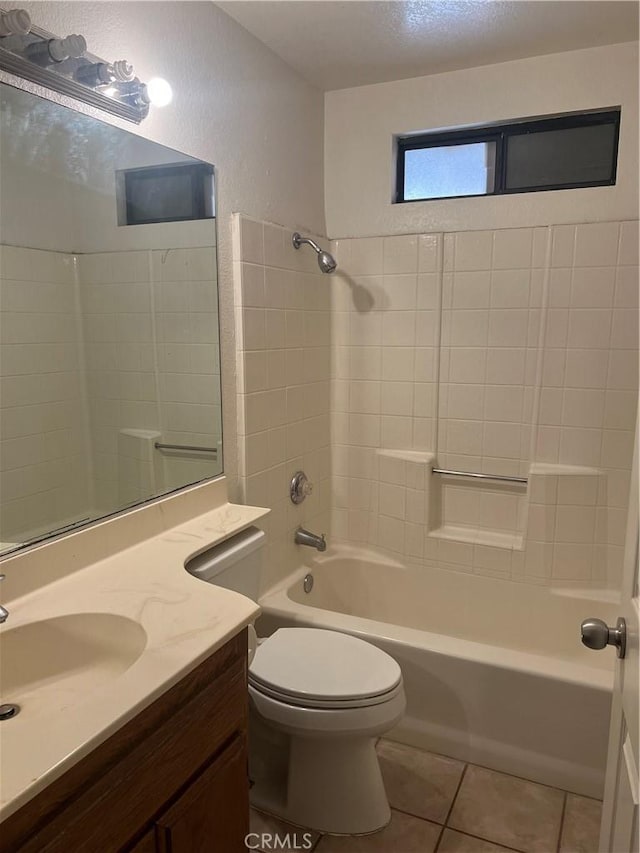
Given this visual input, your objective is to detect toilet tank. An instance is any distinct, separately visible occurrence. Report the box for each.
[185,526,265,600]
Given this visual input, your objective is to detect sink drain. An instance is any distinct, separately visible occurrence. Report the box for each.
[0,703,20,720]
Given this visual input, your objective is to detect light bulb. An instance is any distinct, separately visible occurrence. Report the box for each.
[146,77,172,107]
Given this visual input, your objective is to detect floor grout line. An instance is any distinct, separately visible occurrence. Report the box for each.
[459,757,577,797]
[442,826,527,853]
[556,791,568,853]
[434,762,469,851]
[385,804,444,825]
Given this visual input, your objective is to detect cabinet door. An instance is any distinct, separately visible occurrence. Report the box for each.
[155,735,249,853]
[129,829,157,853]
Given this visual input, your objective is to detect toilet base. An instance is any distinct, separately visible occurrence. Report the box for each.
[288,734,391,834]
[250,715,393,834]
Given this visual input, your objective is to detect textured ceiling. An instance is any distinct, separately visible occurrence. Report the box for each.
[217,0,639,91]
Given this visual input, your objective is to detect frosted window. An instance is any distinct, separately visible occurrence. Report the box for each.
[404,142,496,201]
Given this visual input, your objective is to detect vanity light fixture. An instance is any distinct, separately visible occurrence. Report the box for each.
[0,7,160,123]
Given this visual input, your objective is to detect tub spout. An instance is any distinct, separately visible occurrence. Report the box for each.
[294,527,327,552]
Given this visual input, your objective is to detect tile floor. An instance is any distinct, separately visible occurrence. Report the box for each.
[250,740,602,853]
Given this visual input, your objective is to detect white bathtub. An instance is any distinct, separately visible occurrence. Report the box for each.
[257,545,617,799]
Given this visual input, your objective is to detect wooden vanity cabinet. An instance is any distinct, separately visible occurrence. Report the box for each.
[1,631,250,853]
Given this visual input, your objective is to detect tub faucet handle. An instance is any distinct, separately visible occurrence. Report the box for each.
[290,471,313,505]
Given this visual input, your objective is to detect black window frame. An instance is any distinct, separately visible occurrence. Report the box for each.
[123,162,215,226]
[395,109,621,204]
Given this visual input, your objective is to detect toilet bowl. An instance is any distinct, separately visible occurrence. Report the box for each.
[248,627,405,834]
[186,527,406,834]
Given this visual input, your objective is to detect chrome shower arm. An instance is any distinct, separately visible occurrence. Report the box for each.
[292,233,322,253]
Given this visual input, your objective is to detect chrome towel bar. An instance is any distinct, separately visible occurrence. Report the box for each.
[154,442,217,455]
[432,468,528,485]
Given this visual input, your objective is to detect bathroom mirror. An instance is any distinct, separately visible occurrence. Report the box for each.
[0,82,222,556]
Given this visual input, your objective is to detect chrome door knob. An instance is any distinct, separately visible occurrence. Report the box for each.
[581,617,626,659]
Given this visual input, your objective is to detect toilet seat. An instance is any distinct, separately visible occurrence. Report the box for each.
[249,628,402,710]
[249,678,404,709]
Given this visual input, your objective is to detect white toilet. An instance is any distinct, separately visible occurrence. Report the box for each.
[187,526,406,835]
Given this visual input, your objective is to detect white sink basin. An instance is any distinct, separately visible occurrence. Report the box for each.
[0,613,147,709]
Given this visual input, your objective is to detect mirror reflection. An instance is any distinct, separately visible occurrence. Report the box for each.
[0,83,222,556]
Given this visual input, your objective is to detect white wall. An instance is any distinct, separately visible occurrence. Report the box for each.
[10,0,326,493]
[325,42,639,238]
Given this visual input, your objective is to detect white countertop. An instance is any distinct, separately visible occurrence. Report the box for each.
[0,498,268,822]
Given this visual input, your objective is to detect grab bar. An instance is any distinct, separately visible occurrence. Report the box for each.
[432,468,528,485]
[154,442,217,456]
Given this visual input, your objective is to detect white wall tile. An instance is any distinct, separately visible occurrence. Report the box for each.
[610,309,638,349]
[562,389,605,428]
[382,311,416,346]
[567,309,612,349]
[550,225,575,268]
[574,222,620,267]
[614,267,640,308]
[454,231,493,271]
[383,235,418,274]
[240,217,264,265]
[452,271,491,308]
[618,221,640,266]
[492,228,533,269]
[490,269,531,308]
[570,267,615,308]
[350,237,384,275]
[380,274,418,310]
[564,350,608,389]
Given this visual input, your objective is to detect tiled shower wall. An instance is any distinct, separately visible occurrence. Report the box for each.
[78,245,221,514]
[233,216,331,593]
[0,245,90,544]
[0,243,220,545]
[328,221,638,591]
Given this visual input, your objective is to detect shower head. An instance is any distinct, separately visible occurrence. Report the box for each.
[292,232,337,274]
[317,250,337,274]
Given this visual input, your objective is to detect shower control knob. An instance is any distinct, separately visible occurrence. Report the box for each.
[581,617,626,659]
[290,471,313,505]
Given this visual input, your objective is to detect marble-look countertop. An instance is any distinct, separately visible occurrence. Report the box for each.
[0,500,268,822]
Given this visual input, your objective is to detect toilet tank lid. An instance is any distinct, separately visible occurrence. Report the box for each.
[185,526,265,581]
[250,628,402,702]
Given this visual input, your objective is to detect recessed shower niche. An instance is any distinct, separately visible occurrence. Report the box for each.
[0,83,222,555]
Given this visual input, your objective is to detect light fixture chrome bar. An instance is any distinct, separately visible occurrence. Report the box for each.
[154,442,217,456]
[0,10,148,122]
[432,468,528,485]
